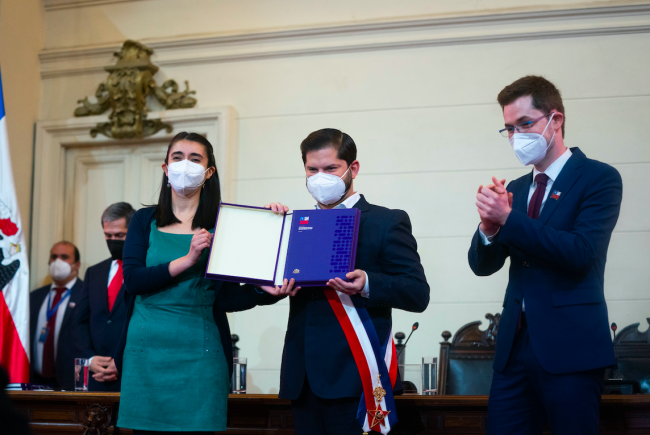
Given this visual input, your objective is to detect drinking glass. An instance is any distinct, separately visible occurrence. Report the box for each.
[232,357,247,394]
[74,358,89,391]
[422,357,437,395]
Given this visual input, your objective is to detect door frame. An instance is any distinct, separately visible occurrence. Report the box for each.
[32,106,236,288]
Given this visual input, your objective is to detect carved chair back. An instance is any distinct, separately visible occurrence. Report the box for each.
[613,318,650,394]
[437,313,500,395]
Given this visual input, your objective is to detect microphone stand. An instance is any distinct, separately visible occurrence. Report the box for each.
[396,322,419,360]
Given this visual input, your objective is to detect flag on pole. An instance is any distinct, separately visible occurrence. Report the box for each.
[0,68,31,383]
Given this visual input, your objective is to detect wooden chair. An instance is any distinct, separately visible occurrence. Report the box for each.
[437,313,500,395]
[612,318,650,394]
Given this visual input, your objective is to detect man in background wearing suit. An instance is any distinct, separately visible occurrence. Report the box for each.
[73,202,134,392]
[30,241,83,390]
[221,128,430,435]
[469,76,622,434]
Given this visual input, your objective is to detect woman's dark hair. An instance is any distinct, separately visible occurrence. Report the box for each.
[300,128,357,166]
[154,132,221,230]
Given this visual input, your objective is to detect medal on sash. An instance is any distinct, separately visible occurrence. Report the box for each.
[324,289,398,434]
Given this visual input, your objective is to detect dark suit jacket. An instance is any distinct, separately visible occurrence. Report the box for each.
[217,195,430,400]
[469,148,621,374]
[29,278,84,390]
[72,258,127,392]
[113,207,278,378]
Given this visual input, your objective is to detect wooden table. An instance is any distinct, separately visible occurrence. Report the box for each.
[8,391,650,434]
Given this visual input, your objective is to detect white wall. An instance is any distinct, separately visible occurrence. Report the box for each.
[21,0,650,392]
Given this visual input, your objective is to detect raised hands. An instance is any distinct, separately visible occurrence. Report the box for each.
[476,177,513,235]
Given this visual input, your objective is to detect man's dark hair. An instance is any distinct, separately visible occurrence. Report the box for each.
[497,75,566,137]
[300,128,357,166]
[154,132,221,230]
[54,241,80,263]
[101,202,135,228]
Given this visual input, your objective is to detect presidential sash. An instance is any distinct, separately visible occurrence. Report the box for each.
[324,289,398,433]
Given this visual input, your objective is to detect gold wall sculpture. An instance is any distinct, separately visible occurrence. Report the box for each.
[74,40,197,139]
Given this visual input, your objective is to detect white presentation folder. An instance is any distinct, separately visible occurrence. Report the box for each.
[205,203,293,287]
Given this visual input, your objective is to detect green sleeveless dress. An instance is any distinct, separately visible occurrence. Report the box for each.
[117,222,229,432]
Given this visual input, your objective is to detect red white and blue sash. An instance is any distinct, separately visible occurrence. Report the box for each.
[324,289,398,433]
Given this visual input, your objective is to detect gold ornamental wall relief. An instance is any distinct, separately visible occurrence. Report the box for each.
[74,40,197,139]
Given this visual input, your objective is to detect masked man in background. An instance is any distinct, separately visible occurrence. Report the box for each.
[30,241,83,390]
[470,76,622,435]
[73,202,134,392]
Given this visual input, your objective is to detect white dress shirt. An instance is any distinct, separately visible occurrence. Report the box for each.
[108,259,120,286]
[479,148,573,310]
[33,277,77,375]
[316,192,370,298]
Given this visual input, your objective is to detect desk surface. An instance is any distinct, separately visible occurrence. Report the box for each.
[8,392,650,434]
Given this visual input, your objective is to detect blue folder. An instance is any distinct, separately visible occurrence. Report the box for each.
[205,203,360,287]
[283,208,361,286]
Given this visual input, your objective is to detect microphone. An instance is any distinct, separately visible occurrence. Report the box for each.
[396,322,419,359]
[611,322,618,341]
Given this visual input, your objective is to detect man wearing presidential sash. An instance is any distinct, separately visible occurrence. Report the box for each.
[220,128,430,434]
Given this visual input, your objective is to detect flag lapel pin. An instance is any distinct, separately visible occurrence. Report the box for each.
[551,191,561,200]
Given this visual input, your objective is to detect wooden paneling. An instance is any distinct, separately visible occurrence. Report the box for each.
[8,392,650,435]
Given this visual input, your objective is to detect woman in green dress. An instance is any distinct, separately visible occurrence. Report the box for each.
[115,132,297,434]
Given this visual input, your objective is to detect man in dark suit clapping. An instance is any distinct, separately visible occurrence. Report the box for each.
[470,76,622,435]
[30,241,83,390]
[73,202,134,392]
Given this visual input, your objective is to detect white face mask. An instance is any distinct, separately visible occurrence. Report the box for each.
[509,113,556,166]
[167,160,209,196]
[49,258,72,282]
[306,167,350,205]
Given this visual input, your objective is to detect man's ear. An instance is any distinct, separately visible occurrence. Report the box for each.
[553,112,564,132]
[350,160,360,179]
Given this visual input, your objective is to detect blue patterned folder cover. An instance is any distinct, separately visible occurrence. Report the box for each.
[284,208,361,286]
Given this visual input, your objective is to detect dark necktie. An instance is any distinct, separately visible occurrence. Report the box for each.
[41,287,67,379]
[517,173,550,334]
[527,173,550,220]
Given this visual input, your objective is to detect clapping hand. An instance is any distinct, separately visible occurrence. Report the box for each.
[476,177,513,235]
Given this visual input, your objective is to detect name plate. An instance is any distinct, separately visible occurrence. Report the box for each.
[205,203,360,287]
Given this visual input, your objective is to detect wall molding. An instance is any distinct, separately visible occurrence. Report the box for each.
[43,0,148,11]
[30,107,236,287]
[39,4,650,79]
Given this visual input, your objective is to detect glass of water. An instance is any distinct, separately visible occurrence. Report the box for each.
[231,357,247,394]
[422,357,437,395]
[74,358,89,391]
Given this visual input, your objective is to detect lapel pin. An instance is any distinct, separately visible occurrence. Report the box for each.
[551,191,561,200]
[68,302,76,308]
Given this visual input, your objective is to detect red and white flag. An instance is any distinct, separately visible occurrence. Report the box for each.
[0,68,31,383]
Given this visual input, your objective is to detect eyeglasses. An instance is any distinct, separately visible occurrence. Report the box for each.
[499,113,554,137]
